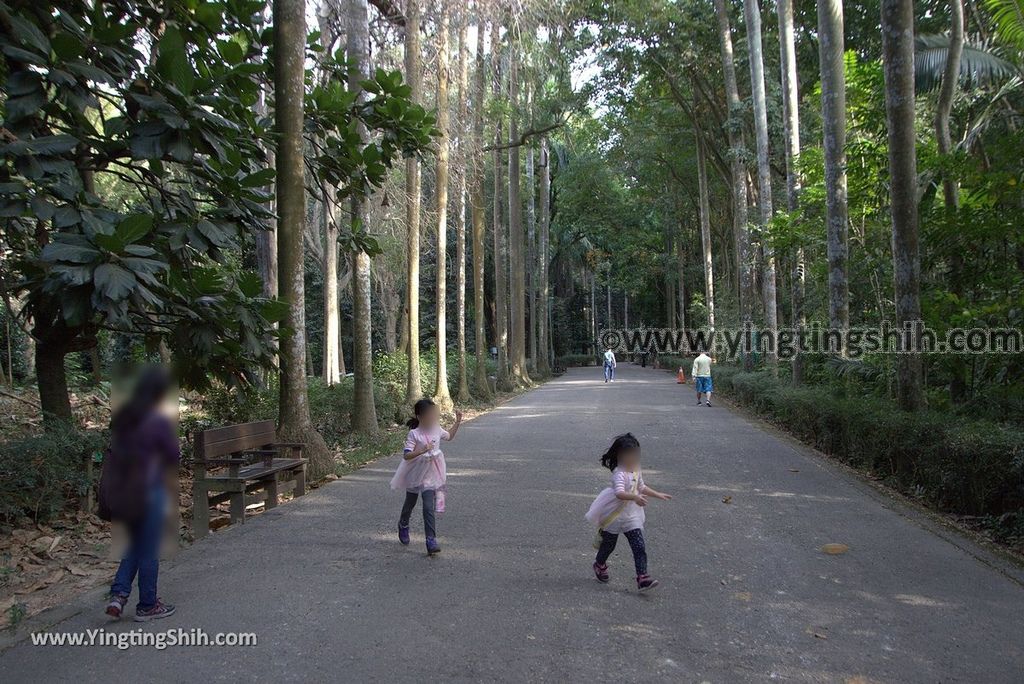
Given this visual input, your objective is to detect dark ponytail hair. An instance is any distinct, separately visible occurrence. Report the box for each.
[600,432,640,471]
[406,398,437,429]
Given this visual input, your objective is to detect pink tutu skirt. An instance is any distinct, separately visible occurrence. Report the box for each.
[391,453,447,493]
[585,487,645,534]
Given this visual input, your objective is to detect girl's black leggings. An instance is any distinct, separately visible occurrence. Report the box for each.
[399,489,436,539]
[595,528,647,575]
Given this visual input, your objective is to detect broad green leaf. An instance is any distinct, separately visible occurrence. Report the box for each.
[94,263,137,300]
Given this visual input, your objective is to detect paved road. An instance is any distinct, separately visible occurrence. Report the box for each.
[3,365,1022,682]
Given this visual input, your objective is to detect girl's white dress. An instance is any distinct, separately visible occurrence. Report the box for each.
[585,468,646,534]
[390,426,449,493]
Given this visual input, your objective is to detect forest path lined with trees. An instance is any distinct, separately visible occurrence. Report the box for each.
[2,365,1021,682]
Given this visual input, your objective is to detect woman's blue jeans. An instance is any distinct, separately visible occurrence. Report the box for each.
[604,362,615,381]
[110,485,166,610]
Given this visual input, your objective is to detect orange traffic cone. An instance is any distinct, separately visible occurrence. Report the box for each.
[676,367,686,384]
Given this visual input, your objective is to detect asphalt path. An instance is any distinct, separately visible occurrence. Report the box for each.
[2,364,1022,682]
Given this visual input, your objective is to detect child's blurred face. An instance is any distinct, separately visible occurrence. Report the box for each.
[419,405,440,429]
[618,447,641,470]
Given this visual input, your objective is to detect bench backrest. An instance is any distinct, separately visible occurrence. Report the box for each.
[195,420,277,460]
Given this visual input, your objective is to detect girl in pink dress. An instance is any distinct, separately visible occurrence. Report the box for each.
[585,433,671,591]
[391,399,462,555]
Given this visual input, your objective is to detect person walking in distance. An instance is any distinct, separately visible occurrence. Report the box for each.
[603,347,617,383]
[692,350,714,406]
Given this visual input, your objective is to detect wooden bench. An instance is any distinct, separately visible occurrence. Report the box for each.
[192,420,306,537]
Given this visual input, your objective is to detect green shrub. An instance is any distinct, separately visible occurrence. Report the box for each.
[0,426,106,523]
[714,366,1024,517]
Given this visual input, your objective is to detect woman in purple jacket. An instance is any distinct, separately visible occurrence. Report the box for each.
[103,366,180,622]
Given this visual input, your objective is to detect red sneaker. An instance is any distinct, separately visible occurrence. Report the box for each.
[593,562,609,583]
[134,600,176,622]
[105,594,128,619]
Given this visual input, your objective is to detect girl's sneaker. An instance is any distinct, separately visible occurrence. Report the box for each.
[134,600,176,622]
[105,594,128,619]
[425,537,441,555]
[398,524,410,545]
[593,562,609,583]
[636,574,659,592]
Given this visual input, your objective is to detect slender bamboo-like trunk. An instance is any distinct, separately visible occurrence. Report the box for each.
[507,45,529,385]
[349,0,377,430]
[744,0,778,367]
[696,133,716,332]
[817,0,849,343]
[274,0,331,477]
[882,0,925,412]
[491,23,510,389]
[455,10,471,402]
[624,293,629,329]
[537,137,551,375]
[772,0,806,379]
[404,0,423,402]
[434,8,453,409]
[713,0,754,365]
[777,0,805,383]
[471,19,491,396]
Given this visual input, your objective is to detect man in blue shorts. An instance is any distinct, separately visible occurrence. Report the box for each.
[691,351,713,406]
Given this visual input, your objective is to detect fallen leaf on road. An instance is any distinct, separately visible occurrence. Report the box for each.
[733,591,752,601]
[722,496,732,504]
[805,628,828,639]
[821,543,849,555]
[788,468,800,473]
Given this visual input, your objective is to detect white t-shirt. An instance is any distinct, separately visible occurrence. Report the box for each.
[603,350,616,366]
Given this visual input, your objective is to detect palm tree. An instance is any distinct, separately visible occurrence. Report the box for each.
[404,0,423,404]
[434,5,453,410]
[348,0,377,431]
[882,0,925,411]
[817,0,849,344]
[743,0,778,367]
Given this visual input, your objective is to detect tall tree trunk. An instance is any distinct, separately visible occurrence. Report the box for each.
[404,0,423,403]
[491,22,510,389]
[606,281,612,329]
[434,7,453,409]
[537,137,551,375]
[713,0,754,368]
[36,335,72,425]
[818,0,850,343]
[778,0,805,383]
[882,0,925,412]
[744,0,778,367]
[624,292,629,329]
[349,0,377,430]
[938,0,966,402]
[471,18,492,397]
[319,4,342,387]
[696,132,716,332]
[507,44,529,385]
[322,197,342,385]
[676,235,686,330]
[455,10,471,402]
[274,0,332,477]
[527,143,538,372]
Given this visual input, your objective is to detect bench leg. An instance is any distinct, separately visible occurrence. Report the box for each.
[265,475,279,509]
[294,464,306,497]
[193,480,210,538]
[229,491,245,525]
